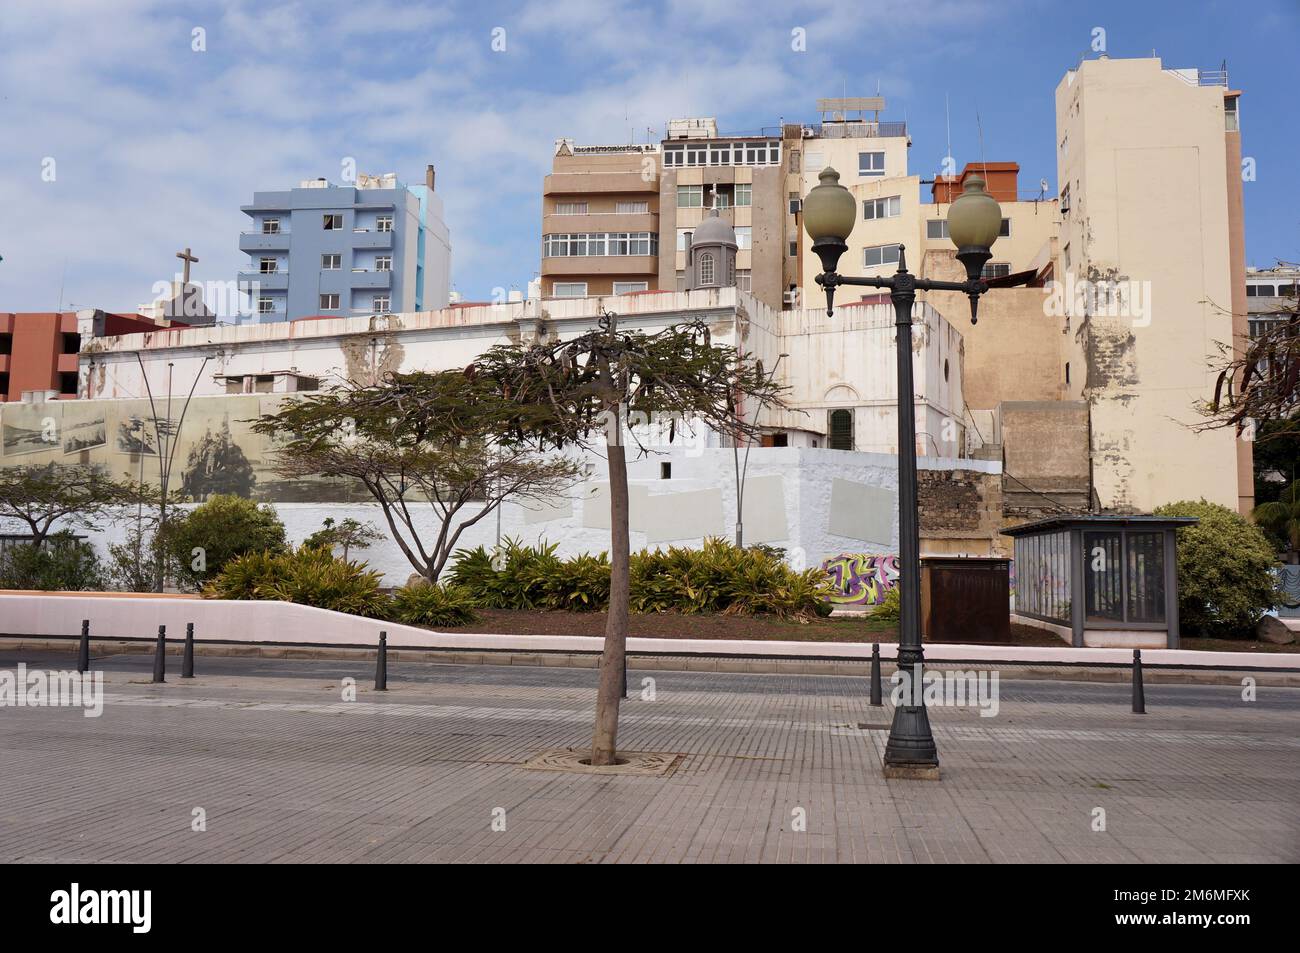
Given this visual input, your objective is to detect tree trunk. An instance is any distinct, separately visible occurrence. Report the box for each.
[591,439,630,765]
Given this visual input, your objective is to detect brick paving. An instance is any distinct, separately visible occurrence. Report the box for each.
[1,658,1296,863]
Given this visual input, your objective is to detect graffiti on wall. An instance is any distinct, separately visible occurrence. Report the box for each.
[821,553,900,606]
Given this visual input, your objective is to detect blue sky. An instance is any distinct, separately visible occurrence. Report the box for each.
[1,0,1296,314]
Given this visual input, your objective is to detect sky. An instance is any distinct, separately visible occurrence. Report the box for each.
[1,0,1296,315]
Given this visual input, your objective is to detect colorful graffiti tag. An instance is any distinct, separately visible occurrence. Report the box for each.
[821,554,900,606]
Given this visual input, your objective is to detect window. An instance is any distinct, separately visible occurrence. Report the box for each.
[546,232,655,257]
[1063,243,1071,270]
[982,263,1011,279]
[259,257,278,273]
[613,281,648,294]
[926,219,949,239]
[376,215,393,232]
[829,409,853,450]
[736,269,751,292]
[698,253,715,285]
[676,270,686,292]
[1065,361,1070,385]
[1225,96,1239,132]
[554,202,588,215]
[660,462,672,480]
[735,183,751,207]
[321,253,341,270]
[789,241,798,257]
[677,185,703,208]
[61,332,80,354]
[319,293,340,310]
[261,218,280,234]
[863,196,901,220]
[1251,284,1275,297]
[1060,185,1070,216]
[615,201,647,214]
[375,256,392,272]
[709,143,730,165]
[60,372,78,395]
[734,226,752,250]
[323,214,343,230]
[677,229,691,252]
[864,243,901,268]
[372,295,390,312]
[663,144,683,167]
[257,297,275,314]
[999,218,1011,238]
[553,282,587,297]
[858,151,885,176]
[686,143,707,166]
[789,193,801,214]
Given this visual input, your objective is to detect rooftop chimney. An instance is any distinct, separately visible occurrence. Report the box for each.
[426,164,436,191]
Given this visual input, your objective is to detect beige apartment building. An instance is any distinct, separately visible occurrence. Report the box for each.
[540,142,661,298]
[1054,55,1249,514]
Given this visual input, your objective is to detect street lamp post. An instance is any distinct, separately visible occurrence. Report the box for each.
[802,168,1003,776]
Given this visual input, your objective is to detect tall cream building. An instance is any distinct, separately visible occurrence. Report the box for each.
[1054,55,1249,514]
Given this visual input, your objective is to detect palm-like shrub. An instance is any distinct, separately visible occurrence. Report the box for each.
[1252,480,1300,563]
[389,580,478,627]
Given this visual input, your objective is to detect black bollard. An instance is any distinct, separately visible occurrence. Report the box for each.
[374,631,388,691]
[1131,649,1146,714]
[182,622,195,679]
[151,624,166,684]
[621,657,627,699]
[77,619,90,674]
[870,642,883,706]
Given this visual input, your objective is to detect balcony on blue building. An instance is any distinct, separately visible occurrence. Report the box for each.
[239,230,291,252]
[349,268,393,289]
[351,227,394,250]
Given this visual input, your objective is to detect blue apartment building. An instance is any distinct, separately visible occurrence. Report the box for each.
[238,167,451,322]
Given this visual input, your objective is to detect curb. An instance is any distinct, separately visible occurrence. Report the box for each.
[3,636,1297,687]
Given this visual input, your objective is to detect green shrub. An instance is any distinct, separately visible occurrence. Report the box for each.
[205,545,389,618]
[1155,499,1279,638]
[447,537,831,619]
[0,533,105,591]
[389,581,478,627]
[166,494,287,591]
[873,586,901,622]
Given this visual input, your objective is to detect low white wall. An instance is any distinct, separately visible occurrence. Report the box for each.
[3,593,1296,669]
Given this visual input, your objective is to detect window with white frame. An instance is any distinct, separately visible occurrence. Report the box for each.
[676,229,691,252]
[735,183,752,207]
[372,295,390,312]
[677,185,703,208]
[863,196,901,220]
[323,214,343,230]
[982,263,1011,279]
[553,282,587,297]
[261,218,281,234]
[858,152,885,176]
[864,243,901,268]
[999,218,1012,237]
[257,297,275,314]
[376,215,393,232]
[554,201,588,215]
[736,269,751,292]
[321,253,341,270]
[259,257,278,273]
[613,281,648,294]
[545,232,656,257]
[734,226,752,250]
[698,253,715,285]
[615,201,648,214]
[319,293,340,310]
[663,144,684,167]
[375,256,392,272]
[926,219,949,240]
[686,143,707,166]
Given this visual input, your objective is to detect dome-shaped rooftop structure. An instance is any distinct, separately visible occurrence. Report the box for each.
[690,208,737,248]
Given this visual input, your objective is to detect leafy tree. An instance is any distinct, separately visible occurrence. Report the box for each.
[106,515,167,592]
[303,517,384,560]
[0,463,141,547]
[1155,499,1279,638]
[252,369,580,583]
[470,312,783,765]
[165,494,287,591]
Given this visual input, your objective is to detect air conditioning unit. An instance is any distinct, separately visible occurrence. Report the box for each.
[802,127,815,138]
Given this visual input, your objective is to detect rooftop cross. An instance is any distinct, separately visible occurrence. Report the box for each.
[175,247,199,284]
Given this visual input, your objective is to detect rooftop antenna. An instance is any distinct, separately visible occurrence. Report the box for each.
[975,107,988,182]
[945,93,953,177]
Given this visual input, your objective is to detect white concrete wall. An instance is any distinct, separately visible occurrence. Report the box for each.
[0,446,1000,587]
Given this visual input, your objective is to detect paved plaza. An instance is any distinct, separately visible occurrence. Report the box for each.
[1,650,1297,863]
